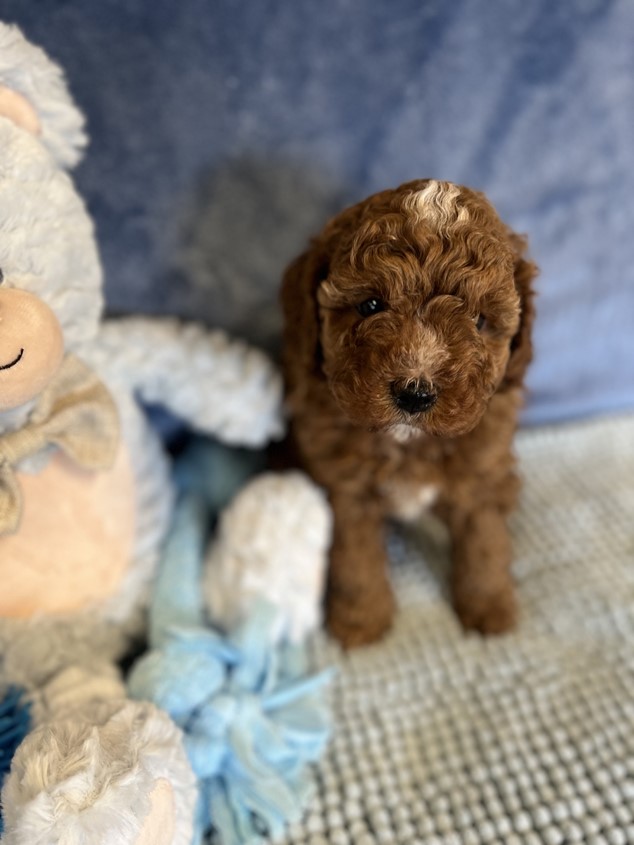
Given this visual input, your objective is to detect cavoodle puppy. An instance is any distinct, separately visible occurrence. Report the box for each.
[281,179,536,647]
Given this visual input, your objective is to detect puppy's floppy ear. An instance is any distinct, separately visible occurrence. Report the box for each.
[280,240,330,399]
[503,231,538,389]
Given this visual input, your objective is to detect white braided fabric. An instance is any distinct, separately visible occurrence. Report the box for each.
[278,413,634,845]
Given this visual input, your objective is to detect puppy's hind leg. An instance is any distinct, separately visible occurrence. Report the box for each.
[326,495,396,648]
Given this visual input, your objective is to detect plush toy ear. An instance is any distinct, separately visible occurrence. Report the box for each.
[280,241,330,406]
[0,84,40,135]
[0,23,87,169]
[503,231,538,389]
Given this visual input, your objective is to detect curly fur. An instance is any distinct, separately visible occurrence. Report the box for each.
[281,179,537,647]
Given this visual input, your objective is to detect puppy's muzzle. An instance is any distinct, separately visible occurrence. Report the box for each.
[391,380,438,415]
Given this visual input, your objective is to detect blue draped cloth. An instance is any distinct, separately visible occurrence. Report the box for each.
[4,0,634,424]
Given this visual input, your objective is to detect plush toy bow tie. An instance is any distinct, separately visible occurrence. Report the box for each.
[0,354,119,535]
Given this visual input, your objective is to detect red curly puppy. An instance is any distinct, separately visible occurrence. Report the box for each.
[281,179,536,647]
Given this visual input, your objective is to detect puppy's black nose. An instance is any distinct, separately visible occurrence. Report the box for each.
[392,381,438,414]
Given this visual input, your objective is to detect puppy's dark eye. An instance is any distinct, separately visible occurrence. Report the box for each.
[476,313,487,331]
[357,297,385,318]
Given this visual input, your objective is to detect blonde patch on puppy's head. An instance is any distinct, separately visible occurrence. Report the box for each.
[403,180,470,230]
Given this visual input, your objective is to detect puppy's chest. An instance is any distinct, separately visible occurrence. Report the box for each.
[376,435,446,523]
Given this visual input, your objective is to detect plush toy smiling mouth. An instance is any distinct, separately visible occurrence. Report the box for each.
[0,287,64,411]
[0,348,24,371]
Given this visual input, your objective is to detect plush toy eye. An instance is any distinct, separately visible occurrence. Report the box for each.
[357,297,385,318]
[476,313,487,331]
[0,268,4,285]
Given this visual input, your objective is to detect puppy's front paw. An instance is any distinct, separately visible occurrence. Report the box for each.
[326,585,396,648]
[454,587,518,635]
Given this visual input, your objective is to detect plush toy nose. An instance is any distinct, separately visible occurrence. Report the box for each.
[391,380,438,414]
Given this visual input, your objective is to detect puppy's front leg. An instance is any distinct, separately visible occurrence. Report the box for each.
[326,495,396,647]
[448,506,517,635]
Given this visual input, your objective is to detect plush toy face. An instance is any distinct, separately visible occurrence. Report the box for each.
[0,118,102,397]
[0,287,64,410]
[0,50,101,419]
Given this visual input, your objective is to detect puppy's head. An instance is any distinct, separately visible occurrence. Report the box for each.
[282,179,536,438]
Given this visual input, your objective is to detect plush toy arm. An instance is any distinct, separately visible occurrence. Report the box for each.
[90,317,285,447]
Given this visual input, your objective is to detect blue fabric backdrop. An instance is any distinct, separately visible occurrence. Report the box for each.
[4,0,633,425]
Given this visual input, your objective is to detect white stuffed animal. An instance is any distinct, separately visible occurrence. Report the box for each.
[0,23,285,845]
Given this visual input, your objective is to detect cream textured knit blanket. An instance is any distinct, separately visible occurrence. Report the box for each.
[280,414,634,845]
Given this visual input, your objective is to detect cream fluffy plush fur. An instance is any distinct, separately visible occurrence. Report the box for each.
[0,22,285,845]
